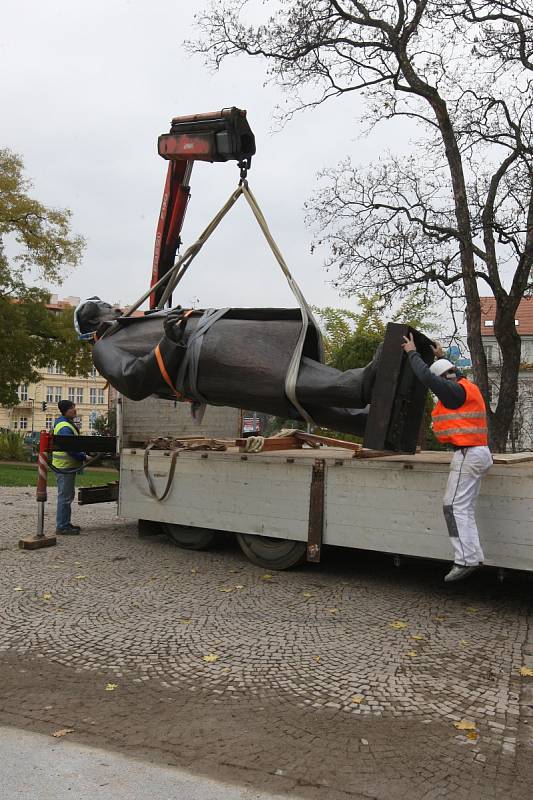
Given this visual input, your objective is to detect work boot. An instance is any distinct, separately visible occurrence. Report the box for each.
[56,524,81,536]
[444,564,479,583]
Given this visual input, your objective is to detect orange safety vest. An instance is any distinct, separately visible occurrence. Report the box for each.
[431,378,488,446]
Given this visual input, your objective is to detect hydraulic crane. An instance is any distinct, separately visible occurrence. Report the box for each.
[150,107,255,308]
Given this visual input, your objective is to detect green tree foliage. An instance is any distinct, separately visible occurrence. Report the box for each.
[314,291,440,371]
[313,293,443,448]
[0,149,88,406]
[93,408,117,437]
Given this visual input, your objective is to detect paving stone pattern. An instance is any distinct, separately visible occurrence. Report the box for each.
[1,486,533,799]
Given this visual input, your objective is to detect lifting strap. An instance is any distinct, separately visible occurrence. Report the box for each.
[112,180,323,424]
[143,438,228,502]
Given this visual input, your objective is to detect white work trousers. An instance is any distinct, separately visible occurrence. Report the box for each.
[442,445,493,566]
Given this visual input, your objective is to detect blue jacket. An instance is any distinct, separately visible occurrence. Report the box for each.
[53,416,86,462]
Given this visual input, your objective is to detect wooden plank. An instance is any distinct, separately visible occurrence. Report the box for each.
[493,452,533,464]
[354,448,395,459]
[293,430,362,452]
[236,436,302,452]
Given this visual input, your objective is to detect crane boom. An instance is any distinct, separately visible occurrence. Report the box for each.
[150,107,255,308]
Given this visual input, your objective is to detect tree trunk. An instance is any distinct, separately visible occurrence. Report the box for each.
[490,300,522,452]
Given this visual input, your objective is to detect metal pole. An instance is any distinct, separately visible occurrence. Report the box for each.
[35,430,52,538]
[19,429,56,550]
[30,399,35,433]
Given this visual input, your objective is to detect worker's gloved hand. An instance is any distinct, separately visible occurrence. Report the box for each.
[401,333,417,354]
[164,306,187,344]
[431,341,445,359]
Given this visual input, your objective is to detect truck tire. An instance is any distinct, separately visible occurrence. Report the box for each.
[163,523,216,550]
[236,533,307,570]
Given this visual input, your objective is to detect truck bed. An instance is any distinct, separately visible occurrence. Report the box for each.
[118,447,533,572]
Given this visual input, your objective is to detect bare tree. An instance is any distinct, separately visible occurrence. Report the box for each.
[192,0,533,451]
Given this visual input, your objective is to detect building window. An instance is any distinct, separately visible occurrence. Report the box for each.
[48,362,62,374]
[484,320,494,327]
[90,387,97,404]
[485,345,493,365]
[54,387,62,402]
[68,387,76,402]
[45,415,53,430]
[90,366,98,378]
[76,388,84,404]
[46,386,54,403]
[19,417,28,430]
[76,416,83,430]
[98,389,105,405]
[18,384,28,401]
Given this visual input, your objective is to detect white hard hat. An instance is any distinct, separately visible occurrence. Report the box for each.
[430,358,456,377]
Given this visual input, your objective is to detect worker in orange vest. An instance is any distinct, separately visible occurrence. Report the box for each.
[402,333,492,582]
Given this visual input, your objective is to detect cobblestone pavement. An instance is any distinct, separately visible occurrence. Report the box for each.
[2,486,533,799]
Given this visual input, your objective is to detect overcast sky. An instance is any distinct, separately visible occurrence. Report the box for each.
[2,0,416,315]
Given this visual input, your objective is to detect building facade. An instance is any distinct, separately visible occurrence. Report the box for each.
[0,296,108,435]
[480,296,533,451]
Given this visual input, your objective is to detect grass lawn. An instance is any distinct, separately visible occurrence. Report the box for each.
[0,463,118,488]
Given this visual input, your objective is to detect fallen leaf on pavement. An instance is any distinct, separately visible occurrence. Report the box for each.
[434,615,446,621]
[234,584,245,590]
[460,639,469,646]
[180,618,192,624]
[42,593,52,601]
[314,656,321,662]
[218,587,233,593]
[203,654,219,663]
[351,694,365,704]
[261,574,273,580]
[389,621,407,630]
[519,666,533,677]
[453,720,476,731]
[327,608,339,614]
[13,587,23,592]
[411,634,425,641]
[302,592,314,598]
[466,607,478,613]
[74,575,87,580]
[105,683,118,692]
[52,728,75,738]
[466,731,479,741]
[406,650,418,657]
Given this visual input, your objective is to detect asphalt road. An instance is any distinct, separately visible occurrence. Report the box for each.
[0,726,294,800]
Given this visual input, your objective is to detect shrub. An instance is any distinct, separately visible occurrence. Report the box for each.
[0,430,28,461]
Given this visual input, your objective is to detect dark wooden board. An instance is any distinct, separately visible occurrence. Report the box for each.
[363,323,434,453]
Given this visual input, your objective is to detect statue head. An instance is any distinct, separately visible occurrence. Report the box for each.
[74,297,122,341]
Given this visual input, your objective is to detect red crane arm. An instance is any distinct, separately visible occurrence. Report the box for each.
[149,108,255,309]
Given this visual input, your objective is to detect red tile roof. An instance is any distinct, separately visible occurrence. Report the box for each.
[480,296,533,335]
